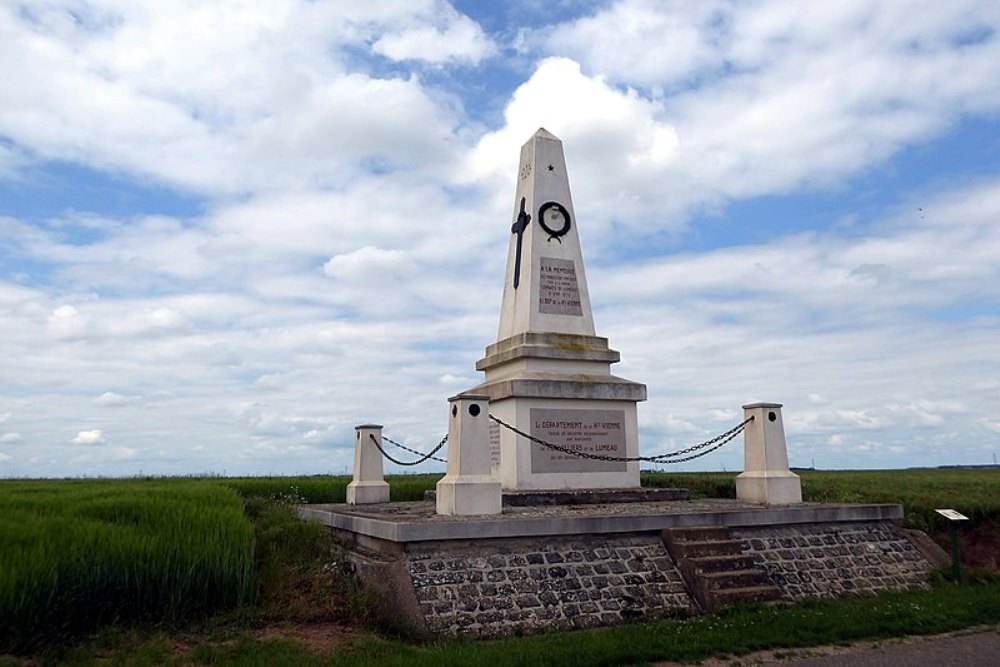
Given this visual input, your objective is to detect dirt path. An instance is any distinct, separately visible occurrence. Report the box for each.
[655,625,1000,666]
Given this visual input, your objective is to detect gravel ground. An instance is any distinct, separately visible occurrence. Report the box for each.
[655,625,1000,666]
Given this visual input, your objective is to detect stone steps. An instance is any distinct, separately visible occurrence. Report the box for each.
[708,585,785,607]
[679,553,757,574]
[668,537,743,559]
[662,526,782,612]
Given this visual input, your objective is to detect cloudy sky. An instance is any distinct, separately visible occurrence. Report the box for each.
[1,0,999,478]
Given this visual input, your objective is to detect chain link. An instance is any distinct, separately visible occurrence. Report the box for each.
[369,433,448,466]
[487,414,753,464]
[368,414,751,467]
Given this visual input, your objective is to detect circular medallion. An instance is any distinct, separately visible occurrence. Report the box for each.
[538,201,571,241]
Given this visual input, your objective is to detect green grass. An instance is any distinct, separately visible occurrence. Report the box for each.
[642,468,1000,531]
[221,474,440,504]
[32,577,1000,666]
[0,474,436,654]
[0,479,255,651]
[348,580,1000,667]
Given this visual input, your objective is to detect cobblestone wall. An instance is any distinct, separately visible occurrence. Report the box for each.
[731,521,932,600]
[406,534,696,638]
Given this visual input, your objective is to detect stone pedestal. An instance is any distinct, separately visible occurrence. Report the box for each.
[465,129,645,491]
[436,394,502,516]
[735,403,802,505]
[347,424,390,505]
[472,333,644,490]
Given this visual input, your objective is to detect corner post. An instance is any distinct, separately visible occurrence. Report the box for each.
[347,424,390,504]
[735,403,802,504]
[436,394,502,516]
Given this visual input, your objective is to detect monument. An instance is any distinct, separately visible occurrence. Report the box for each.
[301,130,941,639]
[468,128,646,491]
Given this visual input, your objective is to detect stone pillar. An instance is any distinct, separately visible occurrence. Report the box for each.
[735,403,802,504]
[436,394,502,516]
[347,424,390,505]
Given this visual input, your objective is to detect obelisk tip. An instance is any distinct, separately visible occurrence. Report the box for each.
[534,127,560,141]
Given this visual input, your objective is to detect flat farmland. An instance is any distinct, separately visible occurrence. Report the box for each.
[1,468,997,663]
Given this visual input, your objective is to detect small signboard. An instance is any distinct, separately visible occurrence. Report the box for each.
[935,509,969,521]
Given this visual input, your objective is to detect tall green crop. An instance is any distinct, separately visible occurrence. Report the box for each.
[0,479,255,650]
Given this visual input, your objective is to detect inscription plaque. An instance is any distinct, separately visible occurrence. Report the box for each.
[489,419,501,470]
[530,408,626,473]
[538,257,583,316]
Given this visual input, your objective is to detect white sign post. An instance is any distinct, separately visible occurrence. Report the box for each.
[935,508,969,581]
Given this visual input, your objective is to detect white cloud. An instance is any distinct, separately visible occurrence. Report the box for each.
[465,57,685,209]
[323,246,417,283]
[0,433,20,444]
[0,1,478,194]
[1,2,999,477]
[6,172,998,475]
[462,2,1000,241]
[372,2,496,64]
[48,304,90,339]
[94,392,135,407]
[546,1,721,85]
[0,452,11,463]
[72,429,106,446]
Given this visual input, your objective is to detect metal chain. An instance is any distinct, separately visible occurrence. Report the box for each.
[382,433,449,464]
[487,414,753,464]
[369,433,448,466]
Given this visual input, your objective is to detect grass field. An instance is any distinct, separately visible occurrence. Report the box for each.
[0,479,255,651]
[223,474,438,504]
[642,468,1000,531]
[1,468,998,662]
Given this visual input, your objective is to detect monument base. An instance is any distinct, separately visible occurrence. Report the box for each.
[735,471,803,505]
[489,397,642,491]
[424,487,689,506]
[300,499,936,639]
[346,480,390,505]
[469,332,646,492]
[435,475,502,516]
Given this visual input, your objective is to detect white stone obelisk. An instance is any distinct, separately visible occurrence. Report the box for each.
[496,128,596,340]
[468,129,646,491]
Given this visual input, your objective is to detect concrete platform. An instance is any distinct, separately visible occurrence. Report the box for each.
[298,499,903,544]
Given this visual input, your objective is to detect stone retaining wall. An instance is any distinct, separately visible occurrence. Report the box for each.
[405,534,695,638]
[334,514,939,639]
[731,521,932,600]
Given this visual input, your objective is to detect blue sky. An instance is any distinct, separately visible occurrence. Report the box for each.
[1,0,999,478]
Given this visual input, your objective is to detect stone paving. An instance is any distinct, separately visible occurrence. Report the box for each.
[322,497,769,523]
